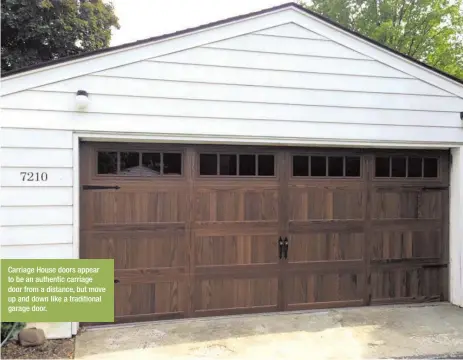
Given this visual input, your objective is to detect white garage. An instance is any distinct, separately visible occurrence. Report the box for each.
[1,2,463,339]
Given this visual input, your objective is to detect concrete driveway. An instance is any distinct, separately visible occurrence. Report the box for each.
[75,303,463,360]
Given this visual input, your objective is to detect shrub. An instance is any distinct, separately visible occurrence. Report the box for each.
[1,322,26,344]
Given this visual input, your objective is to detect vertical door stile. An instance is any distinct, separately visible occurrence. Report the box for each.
[185,147,196,316]
[363,154,373,305]
[278,151,290,311]
[440,153,450,301]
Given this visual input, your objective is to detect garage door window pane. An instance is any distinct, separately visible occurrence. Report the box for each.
[424,158,438,178]
[163,153,182,175]
[142,153,161,175]
[293,155,309,176]
[120,152,140,176]
[375,157,390,177]
[311,156,326,176]
[408,157,422,177]
[98,152,117,174]
[391,157,406,177]
[328,157,343,177]
[239,154,256,175]
[258,155,274,176]
[200,154,218,175]
[220,154,237,175]
[345,157,361,177]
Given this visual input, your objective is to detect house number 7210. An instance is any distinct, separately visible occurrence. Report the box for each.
[20,172,48,182]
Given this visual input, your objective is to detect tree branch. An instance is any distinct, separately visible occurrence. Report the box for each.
[410,23,433,57]
[397,0,408,26]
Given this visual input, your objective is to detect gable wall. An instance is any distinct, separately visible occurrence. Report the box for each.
[2,22,462,143]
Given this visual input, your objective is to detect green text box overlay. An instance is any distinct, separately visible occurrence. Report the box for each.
[1,259,114,322]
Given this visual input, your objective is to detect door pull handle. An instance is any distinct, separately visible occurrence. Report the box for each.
[283,237,289,260]
[278,237,284,259]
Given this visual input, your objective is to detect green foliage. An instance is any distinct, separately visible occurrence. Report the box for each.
[1,0,120,73]
[1,322,26,343]
[300,0,463,79]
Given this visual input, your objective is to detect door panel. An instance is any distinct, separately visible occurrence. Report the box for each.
[286,271,364,310]
[284,153,367,309]
[288,233,364,262]
[369,150,449,304]
[370,186,447,304]
[80,143,190,323]
[191,178,281,316]
[194,278,278,313]
[195,235,278,266]
[370,267,442,304]
[114,281,184,322]
[370,230,441,260]
[289,187,365,220]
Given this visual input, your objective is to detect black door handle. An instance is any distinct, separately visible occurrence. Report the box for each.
[283,237,289,259]
[278,237,284,259]
[114,279,120,284]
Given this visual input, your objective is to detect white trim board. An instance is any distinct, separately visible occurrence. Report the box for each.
[71,134,80,335]
[76,131,459,148]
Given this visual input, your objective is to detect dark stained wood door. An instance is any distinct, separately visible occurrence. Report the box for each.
[283,149,449,310]
[369,150,449,305]
[190,147,282,316]
[284,150,367,310]
[80,143,190,323]
[80,142,449,323]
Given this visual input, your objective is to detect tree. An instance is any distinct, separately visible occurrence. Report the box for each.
[300,0,463,80]
[1,0,120,73]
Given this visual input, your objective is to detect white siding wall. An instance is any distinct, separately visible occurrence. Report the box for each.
[0,128,74,254]
[0,128,74,339]
[2,23,462,144]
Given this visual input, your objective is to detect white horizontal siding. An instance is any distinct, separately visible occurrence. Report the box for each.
[0,8,299,96]
[1,167,73,186]
[0,128,74,251]
[2,91,460,127]
[255,22,327,39]
[35,76,463,113]
[95,62,451,96]
[2,109,463,144]
[0,148,72,167]
[154,47,410,78]
[1,244,74,259]
[1,206,73,226]
[287,11,463,98]
[1,225,73,245]
[1,187,72,206]
[207,34,370,60]
[0,128,72,149]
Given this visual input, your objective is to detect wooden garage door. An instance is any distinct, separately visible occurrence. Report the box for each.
[369,150,449,305]
[190,147,282,316]
[284,149,449,310]
[285,150,367,310]
[80,143,449,322]
[80,143,190,323]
